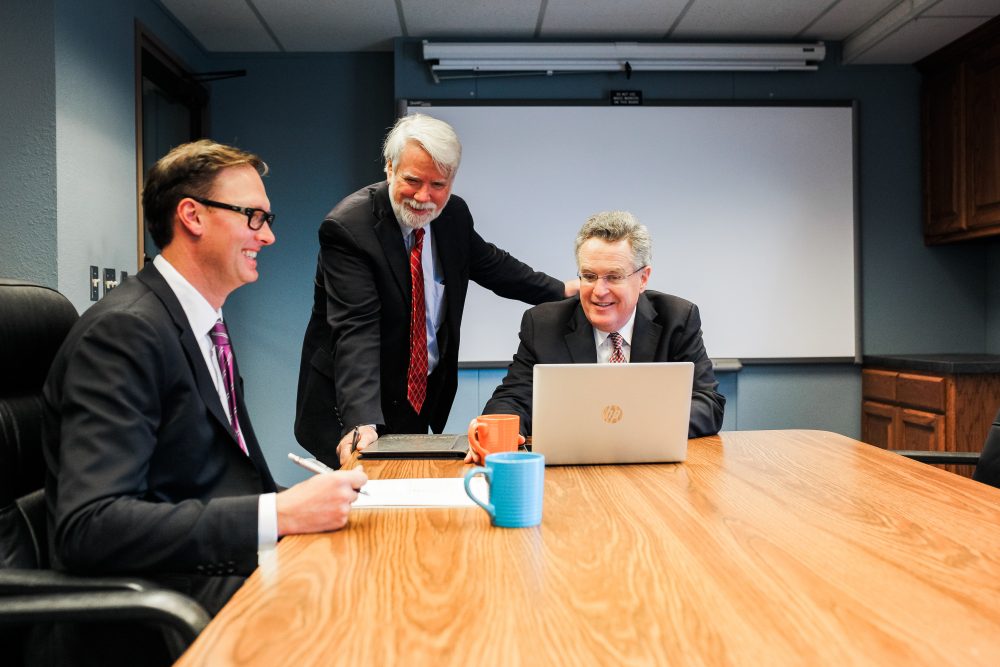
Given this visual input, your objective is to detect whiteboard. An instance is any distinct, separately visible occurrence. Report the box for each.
[406,102,858,363]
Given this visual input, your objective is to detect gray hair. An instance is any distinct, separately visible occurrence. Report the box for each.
[382,114,462,178]
[574,211,653,269]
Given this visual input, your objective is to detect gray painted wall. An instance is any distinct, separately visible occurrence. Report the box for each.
[1,0,57,287]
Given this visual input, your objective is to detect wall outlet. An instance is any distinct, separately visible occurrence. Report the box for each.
[90,266,99,301]
[103,268,118,295]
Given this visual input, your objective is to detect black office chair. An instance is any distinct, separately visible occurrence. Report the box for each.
[0,279,210,666]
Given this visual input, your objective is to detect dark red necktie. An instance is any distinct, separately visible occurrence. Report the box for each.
[407,228,427,413]
[608,331,626,364]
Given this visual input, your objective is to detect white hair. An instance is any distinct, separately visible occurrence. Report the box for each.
[382,114,462,178]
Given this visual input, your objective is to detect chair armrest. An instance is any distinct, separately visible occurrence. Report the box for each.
[0,568,157,594]
[0,590,210,658]
[895,450,981,466]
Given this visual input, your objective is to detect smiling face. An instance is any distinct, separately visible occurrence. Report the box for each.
[577,237,650,334]
[386,141,453,229]
[195,164,275,305]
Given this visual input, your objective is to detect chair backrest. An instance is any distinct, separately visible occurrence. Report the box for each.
[0,280,78,568]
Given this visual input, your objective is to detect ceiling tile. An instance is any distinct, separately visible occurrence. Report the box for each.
[925,0,1000,15]
[160,0,279,52]
[404,0,540,38]
[801,0,898,40]
[539,0,687,38]
[848,16,992,64]
[670,0,828,38]
[253,0,400,52]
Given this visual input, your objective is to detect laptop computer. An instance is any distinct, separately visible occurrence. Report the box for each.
[530,362,694,465]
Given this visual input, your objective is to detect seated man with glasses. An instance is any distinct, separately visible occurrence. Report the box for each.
[468,211,724,460]
[43,140,366,665]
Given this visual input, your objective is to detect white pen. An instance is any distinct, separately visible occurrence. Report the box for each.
[287,452,369,495]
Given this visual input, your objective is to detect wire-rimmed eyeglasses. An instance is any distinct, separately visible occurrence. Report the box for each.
[577,266,646,286]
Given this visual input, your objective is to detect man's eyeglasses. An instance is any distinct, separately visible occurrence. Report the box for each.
[578,266,646,286]
[186,195,275,230]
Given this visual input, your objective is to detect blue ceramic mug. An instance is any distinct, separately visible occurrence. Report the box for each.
[464,452,545,528]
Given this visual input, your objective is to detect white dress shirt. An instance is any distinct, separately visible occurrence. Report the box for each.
[153,255,277,556]
[593,308,638,363]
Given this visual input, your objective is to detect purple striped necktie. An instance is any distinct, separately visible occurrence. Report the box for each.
[209,320,249,455]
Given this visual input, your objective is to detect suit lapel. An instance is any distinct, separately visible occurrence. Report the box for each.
[630,294,663,362]
[139,265,233,437]
[564,303,599,363]
[138,265,273,486]
[372,183,410,300]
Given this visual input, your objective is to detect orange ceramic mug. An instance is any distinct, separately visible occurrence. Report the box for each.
[468,414,521,463]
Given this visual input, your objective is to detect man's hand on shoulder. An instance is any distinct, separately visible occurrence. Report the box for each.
[337,425,378,467]
[564,279,580,298]
[275,467,368,537]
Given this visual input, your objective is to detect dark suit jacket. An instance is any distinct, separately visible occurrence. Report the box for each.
[42,263,277,615]
[295,182,564,464]
[483,291,726,437]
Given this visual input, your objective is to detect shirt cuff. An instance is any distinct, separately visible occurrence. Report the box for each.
[257,492,278,561]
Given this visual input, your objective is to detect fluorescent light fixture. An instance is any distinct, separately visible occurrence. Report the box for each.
[423,41,826,73]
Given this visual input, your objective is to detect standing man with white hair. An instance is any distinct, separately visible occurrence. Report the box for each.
[296,114,577,467]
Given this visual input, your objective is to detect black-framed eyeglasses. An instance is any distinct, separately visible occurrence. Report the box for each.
[186,195,275,230]
[577,266,646,286]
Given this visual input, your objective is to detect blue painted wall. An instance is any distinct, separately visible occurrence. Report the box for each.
[208,53,395,484]
[4,8,996,483]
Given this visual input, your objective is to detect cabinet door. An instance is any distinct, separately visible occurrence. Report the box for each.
[923,66,965,237]
[898,408,946,452]
[967,40,1000,229]
[862,401,897,449]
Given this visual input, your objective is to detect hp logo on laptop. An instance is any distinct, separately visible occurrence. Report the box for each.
[602,405,623,424]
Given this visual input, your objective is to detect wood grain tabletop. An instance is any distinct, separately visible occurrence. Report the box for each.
[175,430,1000,666]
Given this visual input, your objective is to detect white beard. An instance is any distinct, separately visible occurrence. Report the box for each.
[388,181,447,229]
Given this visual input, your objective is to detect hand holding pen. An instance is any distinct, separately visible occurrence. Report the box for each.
[289,452,369,495]
[337,425,378,467]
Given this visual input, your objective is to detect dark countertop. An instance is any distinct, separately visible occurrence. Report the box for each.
[863,354,1000,374]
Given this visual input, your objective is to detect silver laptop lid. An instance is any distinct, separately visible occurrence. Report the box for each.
[531,362,694,465]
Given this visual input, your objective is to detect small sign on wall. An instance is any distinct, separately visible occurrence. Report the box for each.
[611,90,643,105]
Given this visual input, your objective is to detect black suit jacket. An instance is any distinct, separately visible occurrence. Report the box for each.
[483,291,726,437]
[295,182,564,464]
[42,263,276,615]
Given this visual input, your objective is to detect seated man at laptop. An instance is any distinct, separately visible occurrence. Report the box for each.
[469,211,724,462]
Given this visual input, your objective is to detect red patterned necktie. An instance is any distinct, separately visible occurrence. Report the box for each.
[608,331,626,364]
[209,320,249,455]
[407,228,428,413]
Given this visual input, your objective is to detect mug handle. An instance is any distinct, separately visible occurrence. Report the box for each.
[463,467,494,520]
[467,420,490,461]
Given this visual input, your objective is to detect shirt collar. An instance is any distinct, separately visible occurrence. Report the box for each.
[593,308,638,349]
[399,220,432,245]
[152,254,224,337]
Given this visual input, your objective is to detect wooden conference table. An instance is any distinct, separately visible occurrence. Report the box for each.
[176,430,1000,666]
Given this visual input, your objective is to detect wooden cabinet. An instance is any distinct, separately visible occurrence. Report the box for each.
[861,366,1000,477]
[921,17,1000,244]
